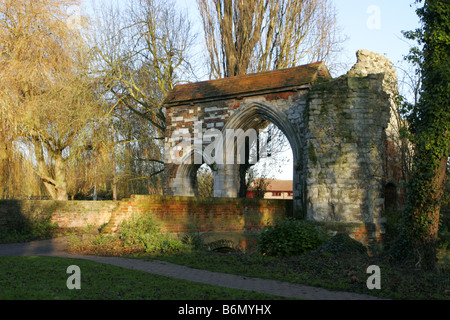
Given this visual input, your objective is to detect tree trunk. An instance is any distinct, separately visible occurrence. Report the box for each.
[54,153,68,201]
[111,123,118,201]
[33,137,68,201]
[412,155,448,270]
[0,142,8,199]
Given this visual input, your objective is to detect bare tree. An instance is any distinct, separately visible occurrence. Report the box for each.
[92,0,196,134]
[197,0,344,78]
[90,0,197,196]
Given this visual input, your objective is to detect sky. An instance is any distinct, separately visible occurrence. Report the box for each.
[82,0,421,66]
[81,0,422,181]
[333,0,421,71]
[177,0,422,76]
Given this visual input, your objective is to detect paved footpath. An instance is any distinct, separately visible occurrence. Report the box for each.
[0,237,386,300]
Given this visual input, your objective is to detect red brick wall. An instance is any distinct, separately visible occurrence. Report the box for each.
[101,195,293,234]
[0,197,384,251]
[0,197,292,234]
[0,200,118,230]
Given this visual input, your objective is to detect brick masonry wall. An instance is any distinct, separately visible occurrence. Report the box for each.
[0,196,293,235]
[101,195,293,235]
[51,201,119,229]
[0,196,383,250]
[0,200,118,230]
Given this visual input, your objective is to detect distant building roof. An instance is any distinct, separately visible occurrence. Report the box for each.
[266,180,293,192]
[165,62,330,106]
[249,179,293,192]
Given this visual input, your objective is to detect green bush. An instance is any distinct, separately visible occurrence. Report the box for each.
[382,209,403,247]
[0,211,58,242]
[118,213,188,253]
[181,232,206,250]
[437,225,449,250]
[257,218,328,257]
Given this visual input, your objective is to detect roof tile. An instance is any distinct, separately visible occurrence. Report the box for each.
[165,62,330,105]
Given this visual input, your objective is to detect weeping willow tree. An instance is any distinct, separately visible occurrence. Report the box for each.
[0,127,44,199]
[0,0,101,200]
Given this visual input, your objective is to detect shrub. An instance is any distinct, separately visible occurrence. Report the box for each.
[316,233,367,255]
[0,210,58,242]
[181,232,205,250]
[382,209,403,248]
[257,218,328,257]
[437,225,449,250]
[118,213,188,253]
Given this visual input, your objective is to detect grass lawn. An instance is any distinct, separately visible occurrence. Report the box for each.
[63,233,450,300]
[0,256,283,300]
[1,213,448,300]
[142,249,450,300]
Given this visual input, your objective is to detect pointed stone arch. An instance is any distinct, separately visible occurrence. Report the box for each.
[170,147,216,197]
[215,102,303,207]
[221,102,301,164]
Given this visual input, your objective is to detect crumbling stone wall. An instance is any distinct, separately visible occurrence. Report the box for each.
[303,50,405,230]
[306,74,392,225]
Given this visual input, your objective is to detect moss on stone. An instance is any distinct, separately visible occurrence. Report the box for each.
[308,143,318,166]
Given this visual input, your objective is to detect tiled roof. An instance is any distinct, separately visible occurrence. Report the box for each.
[165,62,330,106]
[249,179,293,192]
[266,180,293,192]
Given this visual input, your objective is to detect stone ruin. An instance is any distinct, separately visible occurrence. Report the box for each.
[163,50,406,234]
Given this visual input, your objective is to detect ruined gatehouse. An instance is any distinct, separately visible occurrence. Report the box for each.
[163,50,406,236]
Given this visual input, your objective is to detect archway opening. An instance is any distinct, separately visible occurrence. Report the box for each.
[243,123,293,200]
[171,102,300,206]
[196,163,214,197]
[219,103,297,200]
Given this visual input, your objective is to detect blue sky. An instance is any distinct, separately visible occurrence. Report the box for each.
[176,0,422,75]
[83,0,422,75]
[333,0,421,70]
